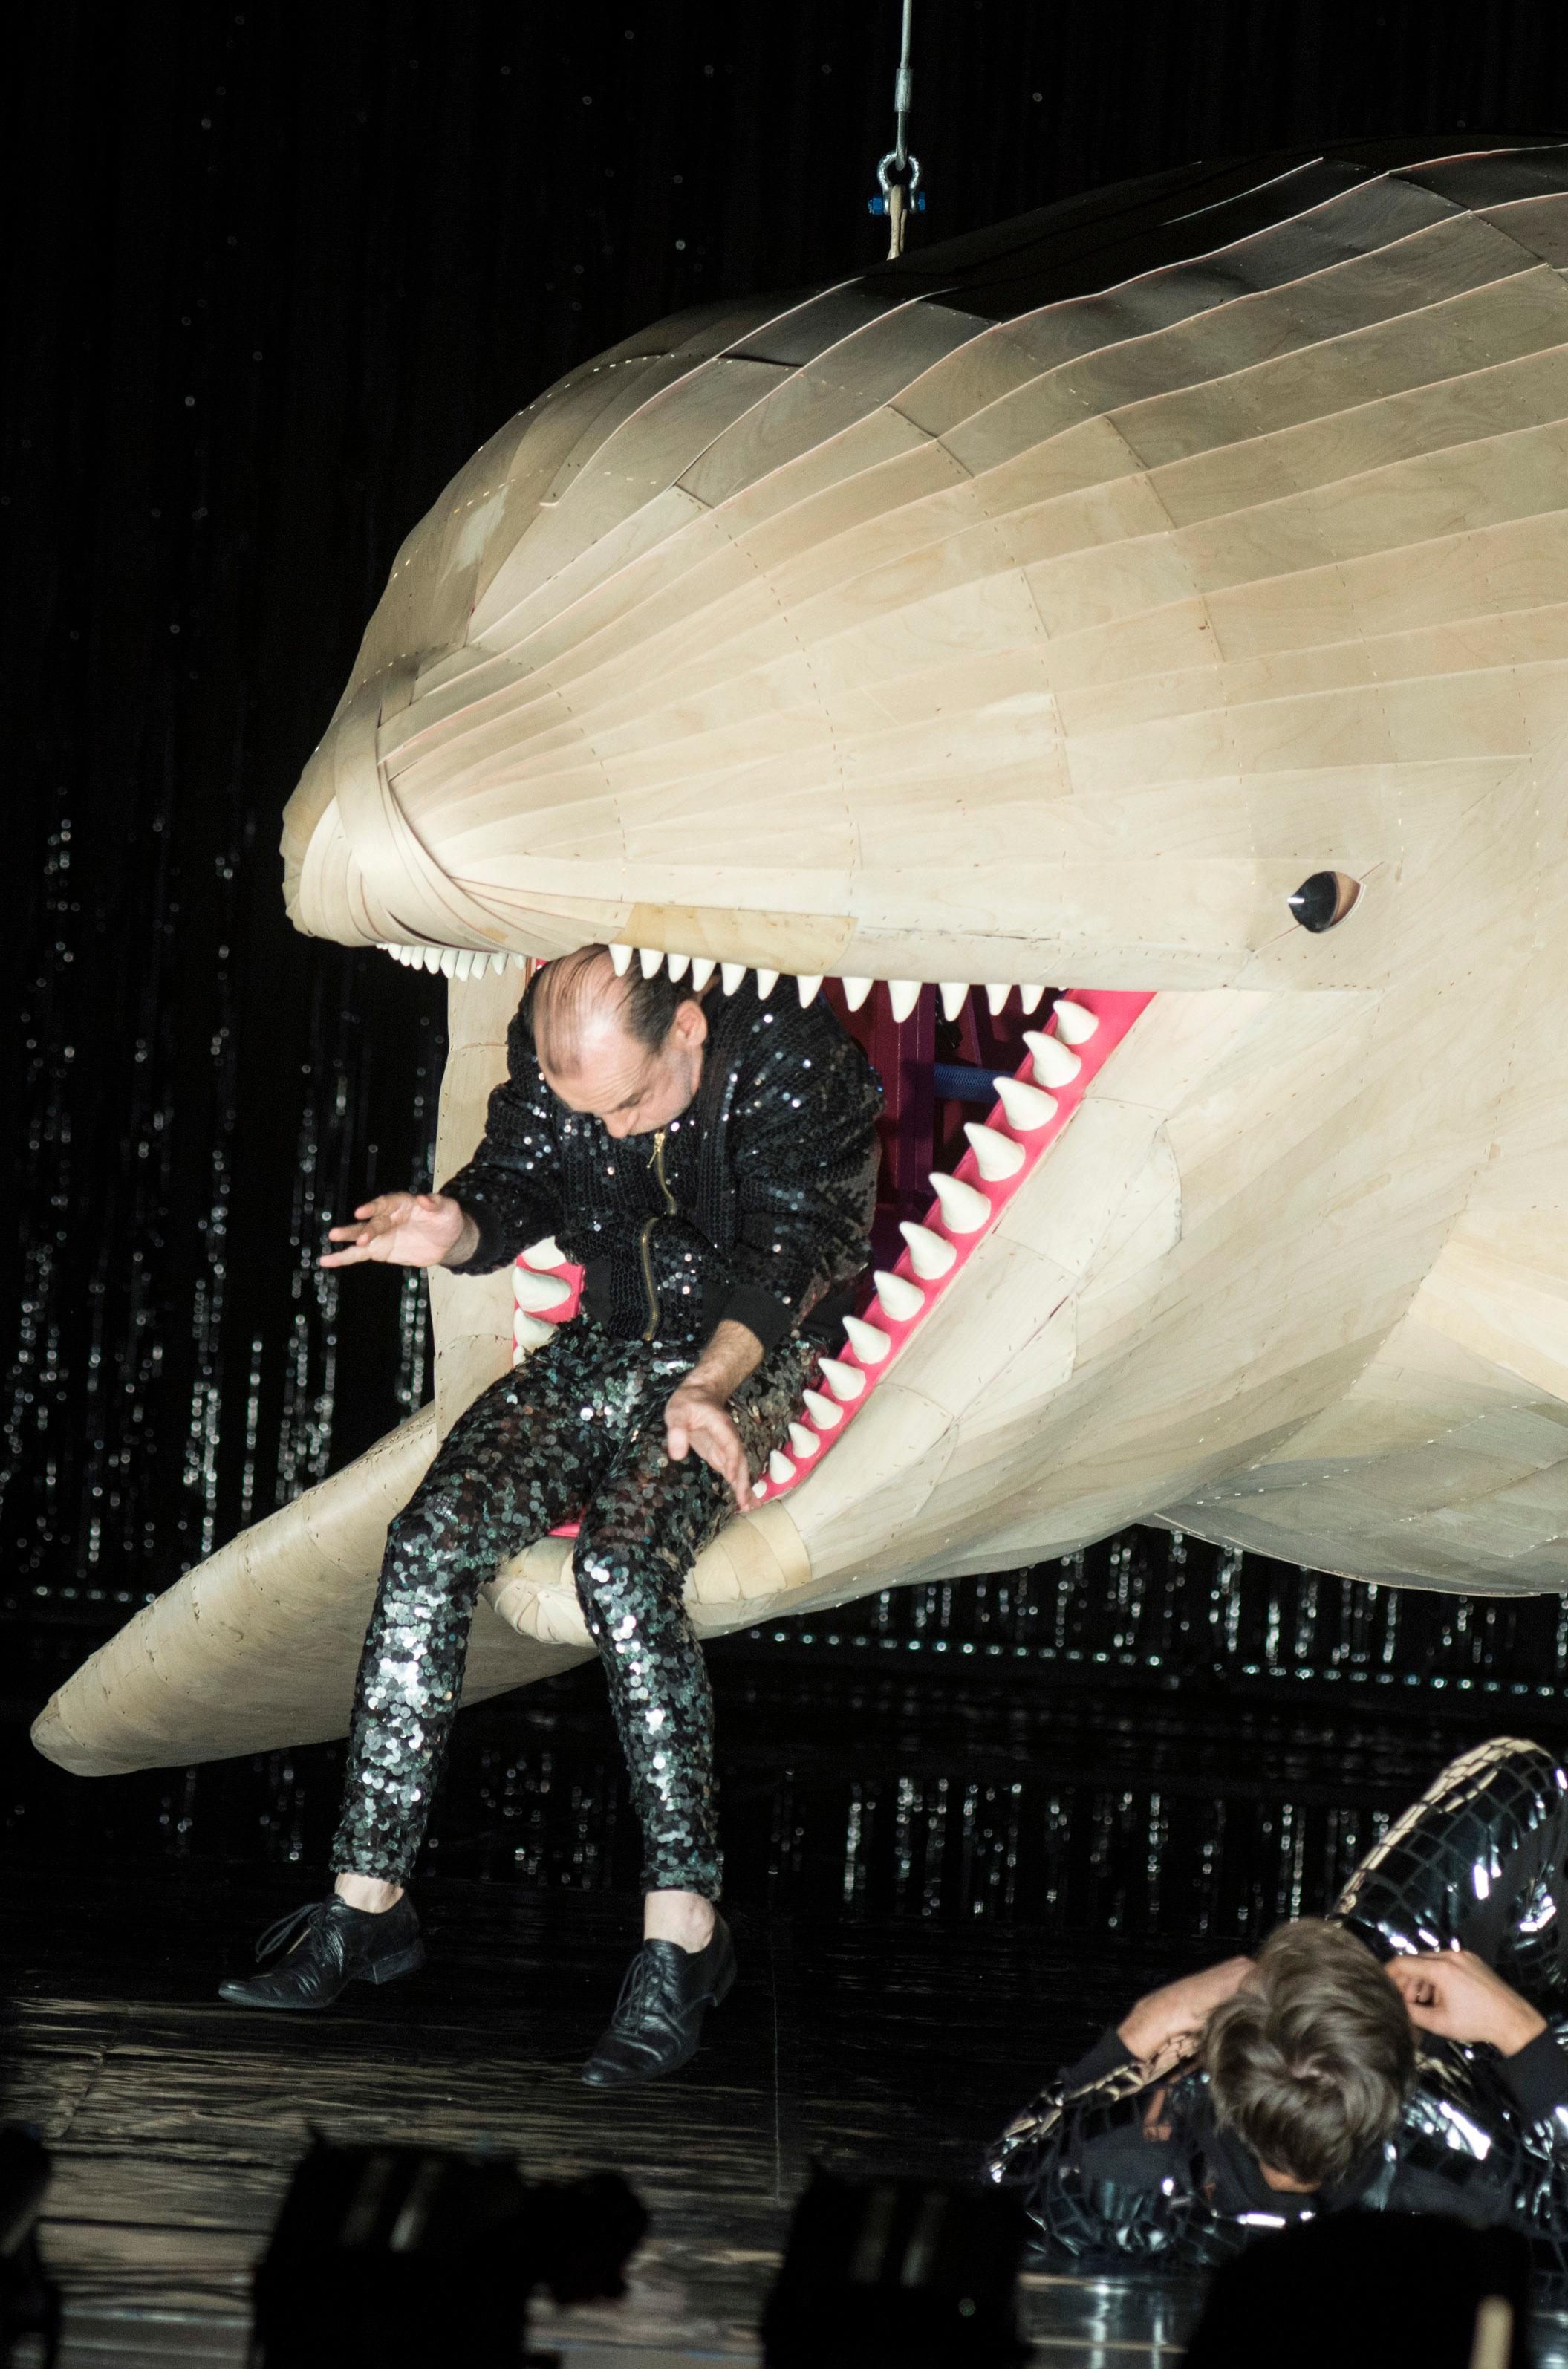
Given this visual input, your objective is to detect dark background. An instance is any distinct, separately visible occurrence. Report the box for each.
[7,1,1568,1892]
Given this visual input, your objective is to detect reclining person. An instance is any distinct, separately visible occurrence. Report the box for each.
[986,1737,1568,2281]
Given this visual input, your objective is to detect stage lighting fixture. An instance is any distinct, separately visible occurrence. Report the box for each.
[250,2139,646,2368]
[761,2168,1027,2368]
[1181,2210,1530,2369]
[0,2126,59,2369]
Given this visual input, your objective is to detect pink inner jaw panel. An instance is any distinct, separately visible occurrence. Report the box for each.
[520,988,1154,1536]
[759,988,1154,1501]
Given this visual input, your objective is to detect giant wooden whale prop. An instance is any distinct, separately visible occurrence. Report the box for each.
[36,137,1568,1775]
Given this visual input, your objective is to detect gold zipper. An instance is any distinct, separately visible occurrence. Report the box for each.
[638,1128,676,1341]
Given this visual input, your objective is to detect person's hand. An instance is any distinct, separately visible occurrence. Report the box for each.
[320,1191,473,1270]
[1117,1957,1255,2061]
[1387,1949,1548,2056]
[666,1380,756,1511]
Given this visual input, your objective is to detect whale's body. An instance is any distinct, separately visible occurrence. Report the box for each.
[36,139,1568,1775]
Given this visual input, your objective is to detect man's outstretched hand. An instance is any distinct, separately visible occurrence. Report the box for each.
[321,1190,478,1270]
[665,1317,767,1512]
[1388,1948,1547,2056]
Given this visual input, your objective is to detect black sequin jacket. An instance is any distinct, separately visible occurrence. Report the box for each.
[439,977,884,1350]
[986,1738,1568,2288]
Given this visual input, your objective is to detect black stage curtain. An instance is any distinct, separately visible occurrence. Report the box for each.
[5,1,1566,1691]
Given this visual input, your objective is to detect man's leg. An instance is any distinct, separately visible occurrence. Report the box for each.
[218,1324,640,2009]
[330,1325,646,1891]
[572,1333,818,2082]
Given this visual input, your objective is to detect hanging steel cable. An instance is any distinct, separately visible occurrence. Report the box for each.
[868,0,925,259]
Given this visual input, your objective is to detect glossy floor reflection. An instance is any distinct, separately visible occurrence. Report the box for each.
[7,1681,1568,2363]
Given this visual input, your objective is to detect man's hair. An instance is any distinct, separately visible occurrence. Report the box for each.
[524,945,696,1072]
[1201,1919,1416,2188]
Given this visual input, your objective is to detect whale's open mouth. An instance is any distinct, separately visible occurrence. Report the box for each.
[376,940,1155,1513]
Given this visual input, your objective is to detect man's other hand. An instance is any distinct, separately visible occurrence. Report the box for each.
[320,1190,475,1270]
[1388,1948,1548,2056]
[1116,1957,1255,2062]
[665,1380,756,1511]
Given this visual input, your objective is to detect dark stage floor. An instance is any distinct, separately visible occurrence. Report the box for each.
[8,1661,1568,2363]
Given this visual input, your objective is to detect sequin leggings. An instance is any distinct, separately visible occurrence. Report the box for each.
[328,1319,819,1900]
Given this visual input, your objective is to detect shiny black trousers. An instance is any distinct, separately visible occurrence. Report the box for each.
[328,1320,818,1899]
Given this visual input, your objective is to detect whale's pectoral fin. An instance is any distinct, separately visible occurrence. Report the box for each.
[30,1404,588,1778]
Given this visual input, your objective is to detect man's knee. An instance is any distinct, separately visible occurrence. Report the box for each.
[386,1481,476,1565]
[573,1521,687,1622]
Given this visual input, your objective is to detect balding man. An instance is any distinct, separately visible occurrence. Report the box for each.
[218,952,882,2087]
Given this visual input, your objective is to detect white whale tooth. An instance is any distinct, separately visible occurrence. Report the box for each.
[456,950,477,980]
[767,1449,796,1484]
[510,950,531,971]
[1019,984,1046,1014]
[888,979,922,1023]
[721,963,746,995]
[803,1387,843,1429]
[512,1313,554,1351]
[489,951,508,976]
[788,1421,822,1459]
[842,976,874,1011]
[985,983,1012,1015]
[796,974,823,1006]
[440,949,460,977]
[667,952,690,981]
[939,981,968,1021]
[690,957,716,990]
[639,946,665,980]
[874,1269,925,1322]
[513,1270,571,1312]
[755,969,779,999]
[608,943,633,976]
[1023,1029,1082,1087]
[843,1313,891,1365]
[995,1075,1058,1134]
[930,1170,990,1234]
[521,1237,565,1269]
[965,1122,1026,1182]
[422,947,441,973]
[1052,996,1099,1045]
[819,1356,866,1403]
[900,1220,957,1280]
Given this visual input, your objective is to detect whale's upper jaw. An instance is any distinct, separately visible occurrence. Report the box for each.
[280,136,1568,1596]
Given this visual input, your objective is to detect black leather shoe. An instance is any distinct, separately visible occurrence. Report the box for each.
[582,1916,736,2087]
[217,1894,425,2010]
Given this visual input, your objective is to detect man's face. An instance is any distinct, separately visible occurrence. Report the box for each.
[539,999,709,1137]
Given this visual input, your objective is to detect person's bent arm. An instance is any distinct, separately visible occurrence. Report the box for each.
[1116,1957,1255,2062]
[319,1190,478,1270]
[665,1319,766,1510]
[1387,1949,1548,2057]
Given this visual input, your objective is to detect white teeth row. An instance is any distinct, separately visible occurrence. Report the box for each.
[379,942,530,978]
[608,950,1057,1018]
[380,939,1087,1030]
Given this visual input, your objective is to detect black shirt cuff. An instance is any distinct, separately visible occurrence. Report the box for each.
[709,1281,795,1356]
[435,1184,504,1274]
[1061,2025,1136,2090]
[1499,2030,1568,2120]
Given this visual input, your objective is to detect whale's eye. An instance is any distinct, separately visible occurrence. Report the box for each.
[1288,871,1359,932]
